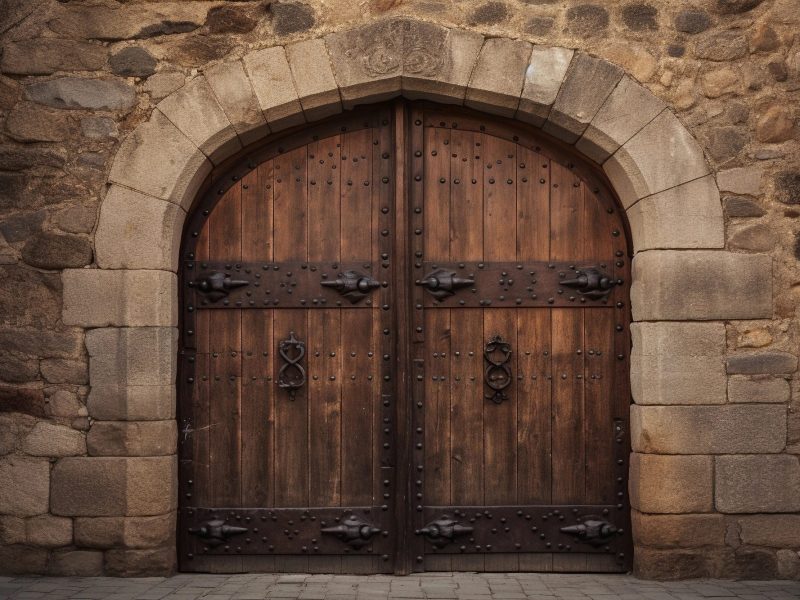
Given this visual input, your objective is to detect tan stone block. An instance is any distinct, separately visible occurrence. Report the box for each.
[629,453,713,513]
[62,270,177,327]
[626,176,724,252]
[48,550,103,576]
[632,511,725,548]
[728,376,790,403]
[576,76,666,163]
[75,513,175,549]
[631,251,772,321]
[777,549,800,580]
[604,111,710,208]
[87,421,177,457]
[517,46,573,127]
[466,38,532,118]
[634,547,723,579]
[51,456,176,517]
[0,515,25,544]
[157,76,241,165]
[108,109,211,210]
[22,421,85,457]
[401,27,484,105]
[26,515,73,547]
[0,456,49,516]
[543,54,623,143]
[95,186,184,271]
[0,545,48,574]
[324,20,404,107]
[85,327,177,387]
[243,46,304,131]
[716,455,800,513]
[631,404,786,454]
[631,322,726,405]
[87,384,175,421]
[737,515,800,547]
[204,60,269,146]
[717,166,763,196]
[285,38,342,121]
[104,547,176,576]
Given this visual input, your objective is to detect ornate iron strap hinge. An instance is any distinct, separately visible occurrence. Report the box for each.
[188,519,248,547]
[320,269,380,304]
[484,334,512,404]
[416,516,474,548]
[320,515,382,549]
[560,267,618,301]
[416,268,474,300]
[560,516,620,546]
[278,332,305,397]
[192,271,249,303]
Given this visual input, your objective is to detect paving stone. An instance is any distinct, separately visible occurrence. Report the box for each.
[157,76,241,164]
[244,46,305,131]
[517,46,574,127]
[204,60,269,146]
[543,53,623,143]
[466,38,532,117]
[716,455,800,513]
[631,404,786,454]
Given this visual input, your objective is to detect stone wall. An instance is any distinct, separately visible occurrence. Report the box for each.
[0,0,798,579]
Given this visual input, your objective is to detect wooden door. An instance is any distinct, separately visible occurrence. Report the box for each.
[177,102,632,574]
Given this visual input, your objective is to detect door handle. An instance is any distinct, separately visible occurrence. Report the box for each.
[277,331,305,397]
[484,334,512,404]
[416,268,474,300]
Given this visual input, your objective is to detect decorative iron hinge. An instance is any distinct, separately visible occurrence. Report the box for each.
[192,271,249,303]
[560,516,619,546]
[484,334,512,404]
[559,267,618,301]
[320,269,380,304]
[188,519,248,547]
[416,268,474,300]
[320,515,382,549]
[416,516,474,548]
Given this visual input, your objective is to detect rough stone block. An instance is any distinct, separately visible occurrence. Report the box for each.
[85,327,177,387]
[634,548,721,580]
[325,20,404,107]
[605,111,710,208]
[95,186,184,271]
[632,511,725,548]
[543,54,623,143]
[87,384,175,422]
[22,421,86,457]
[631,251,772,321]
[25,77,136,112]
[26,515,73,547]
[717,166,762,196]
[0,515,25,544]
[243,46,304,131]
[51,456,176,517]
[626,175,723,252]
[39,358,88,385]
[104,547,176,577]
[629,453,713,513]
[108,109,211,210]
[630,321,726,405]
[48,550,104,576]
[157,76,241,165]
[728,376,790,403]
[0,456,49,516]
[285,38,342,121]
[631,404,786,454]
[0,545,48,574]
[87,421,177,457]
[204,60,269,146]
[517,46,573,127]
[62,270,177,328]
[576,76,666,163]
[726,351,797,374]
[75,513,175,549]
[737,515,800,547]
[466,38,532,118]
[716,455,800,513]
[402,27,484,105]
[1,39,107,75]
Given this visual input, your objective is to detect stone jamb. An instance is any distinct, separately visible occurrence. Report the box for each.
[59,19,775,577]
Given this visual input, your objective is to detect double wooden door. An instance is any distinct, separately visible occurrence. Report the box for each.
[178,102,632,574]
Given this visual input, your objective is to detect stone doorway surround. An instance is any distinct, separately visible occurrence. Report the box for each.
[56,19,780,577]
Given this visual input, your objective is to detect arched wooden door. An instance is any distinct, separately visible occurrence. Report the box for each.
[178,102,632,574]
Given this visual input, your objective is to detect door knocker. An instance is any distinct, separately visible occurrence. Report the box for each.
[484,334,512,404]
[278,332,306,397]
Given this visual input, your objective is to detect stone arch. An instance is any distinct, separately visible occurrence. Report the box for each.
[60,18,773,576]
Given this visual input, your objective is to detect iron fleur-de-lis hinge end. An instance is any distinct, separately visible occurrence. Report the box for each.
[560,517,620,546]
[320,269,381,304]
[188,519,249,547]
[192,271,249,303]
[560,267,617,301]
[416,268,475,300]
[416,516,474,548]
[321,515,382,549]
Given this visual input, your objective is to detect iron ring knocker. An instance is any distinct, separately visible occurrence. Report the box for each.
[278,332,306,398]
[484,334,512,404]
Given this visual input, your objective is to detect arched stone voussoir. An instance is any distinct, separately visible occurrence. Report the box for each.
[108,109,211,212]
[95,185,185,272]
[156,75,242,166]
[204,60,270,147]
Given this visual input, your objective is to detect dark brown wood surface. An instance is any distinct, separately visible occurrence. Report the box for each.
[178,102,632,574]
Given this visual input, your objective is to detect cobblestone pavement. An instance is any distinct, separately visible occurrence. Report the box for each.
[1,574,799,600]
